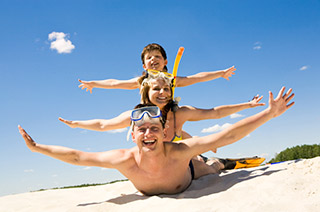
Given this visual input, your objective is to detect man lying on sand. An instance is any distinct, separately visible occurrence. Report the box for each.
[18,87,294,196]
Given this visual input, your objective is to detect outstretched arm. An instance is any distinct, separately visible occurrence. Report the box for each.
[18,126,127,168]
[183,87,295,158]
[59,110,131,132]
[175,66,236,88]
[78,77,140,93]
[181,95,265,122]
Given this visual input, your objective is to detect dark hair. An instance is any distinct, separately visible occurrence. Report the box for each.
[141,43,168,72]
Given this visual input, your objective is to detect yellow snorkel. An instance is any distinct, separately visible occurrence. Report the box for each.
[171,47,184,99]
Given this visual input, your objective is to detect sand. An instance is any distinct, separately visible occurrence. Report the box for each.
[1,157,319,212]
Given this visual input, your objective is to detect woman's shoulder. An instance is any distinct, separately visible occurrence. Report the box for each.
[176,105,196,112]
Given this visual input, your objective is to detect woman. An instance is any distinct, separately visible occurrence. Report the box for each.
[59,73,264,173]
[60,74,264,143]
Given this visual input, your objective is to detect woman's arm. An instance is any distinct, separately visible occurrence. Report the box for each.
[180,95,265,121]
[59,110,131,132]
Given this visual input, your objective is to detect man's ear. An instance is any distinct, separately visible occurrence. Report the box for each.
[164,59,168,66]
[142,64,147,70]
[163,125,168,138]
[131,131,137,143]
[165,120,170,130]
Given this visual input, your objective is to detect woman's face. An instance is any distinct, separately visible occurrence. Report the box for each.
[148,78,172,108]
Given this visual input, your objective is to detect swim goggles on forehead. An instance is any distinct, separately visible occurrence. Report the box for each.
[146,69,174,80]
[131,106,162,122]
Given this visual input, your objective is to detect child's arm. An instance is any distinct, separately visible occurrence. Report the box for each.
[78,77,140,93]
[59,110,131,132]
[181,95,265,122]
[175,66,236,88]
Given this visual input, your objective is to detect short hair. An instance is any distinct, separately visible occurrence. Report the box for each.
[141,43,168,71]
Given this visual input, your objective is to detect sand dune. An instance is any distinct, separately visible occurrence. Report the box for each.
[1,157,319,212]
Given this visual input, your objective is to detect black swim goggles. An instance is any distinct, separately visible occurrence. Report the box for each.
[130,106,162,122]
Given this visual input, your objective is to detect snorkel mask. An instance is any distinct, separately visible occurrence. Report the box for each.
[131,106,162,122]
[141,69,174,88]
[127,106,164,141]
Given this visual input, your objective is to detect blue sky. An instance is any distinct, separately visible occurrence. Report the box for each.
[1,0,319,197]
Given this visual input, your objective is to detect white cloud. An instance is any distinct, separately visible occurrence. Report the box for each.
[253,45,261,50]
[108,128,128,134]
[230,113,245,119]
[24,169,34,173]
[48,32,75,54]
[299,65,309,71]
[253,42,262,50]
[201,123,232,133]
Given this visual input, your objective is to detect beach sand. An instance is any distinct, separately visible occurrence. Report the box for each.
[1,157,319,212]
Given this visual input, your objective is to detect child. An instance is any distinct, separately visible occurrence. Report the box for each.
[78,43,236,93]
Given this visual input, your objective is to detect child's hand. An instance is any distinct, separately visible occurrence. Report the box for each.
[221,66,236,80]
[78,79,93,93]
[59,117,77,128]
[248,95,265,108]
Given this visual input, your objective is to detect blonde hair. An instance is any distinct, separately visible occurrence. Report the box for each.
[139,77,173,104]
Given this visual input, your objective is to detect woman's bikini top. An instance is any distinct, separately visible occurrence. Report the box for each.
[170,111,182,143]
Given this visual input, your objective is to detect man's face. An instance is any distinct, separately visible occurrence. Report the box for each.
[131,119,165,152]
[143,50,168,72]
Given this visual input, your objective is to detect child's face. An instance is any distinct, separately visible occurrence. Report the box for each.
[143,50,168,72]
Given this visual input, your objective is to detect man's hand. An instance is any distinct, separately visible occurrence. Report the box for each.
[221,66,236,80]
[268,87,295,118]
[18,125,36,151]
[78,79,94,93]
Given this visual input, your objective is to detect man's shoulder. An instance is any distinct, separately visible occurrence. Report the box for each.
[164,141,189,158]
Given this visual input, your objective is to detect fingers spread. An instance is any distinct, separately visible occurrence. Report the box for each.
[277,86,286,99]
[287,101,295,109]
[286,93,295,102]
[269,91,274,101]
[284,88,293,99]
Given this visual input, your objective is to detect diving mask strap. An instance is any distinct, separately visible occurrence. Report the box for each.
[126,122,134,141]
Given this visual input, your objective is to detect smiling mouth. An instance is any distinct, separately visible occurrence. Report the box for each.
[151,63,159,69]
[157,97,167,101]
[143,139,156,146]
